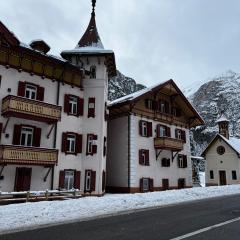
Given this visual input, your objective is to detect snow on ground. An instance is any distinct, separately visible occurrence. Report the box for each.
[1,185,240,233]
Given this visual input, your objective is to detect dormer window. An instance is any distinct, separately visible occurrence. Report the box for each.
[90,66,96,79]
[25,84,37,100]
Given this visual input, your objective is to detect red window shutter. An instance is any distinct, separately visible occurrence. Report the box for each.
[146,150,150,166]
[149,178,154,192]
[33,127,41,147]
[61,132,67,153]
[183,155,188,168]
[12,125,21,145]
[90,171,96,192]
[139,150,143,165]
[76,134,82,154]
[147,122,152,137]
[37,86,45,101]
[74,171,81,189]
[140,178,143,192]
[175,129,178,139]
[88,97,95,118]
[102,170,106,191]
[167,127,171,137]
[17,81,25,97]
[156,124,160,138]
[64,94,70,113]
[0,123,3,142]
[77,98,84,116]
[181,130,186,143]
[139,120,143,136]
[59,170,65,189]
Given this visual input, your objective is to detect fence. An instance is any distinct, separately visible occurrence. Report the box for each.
[0,189,82,204]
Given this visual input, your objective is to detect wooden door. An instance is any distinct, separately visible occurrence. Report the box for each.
[219,171,227,185]
[162,179,169,191]
[14,167,32,191]
[178,178,185,189]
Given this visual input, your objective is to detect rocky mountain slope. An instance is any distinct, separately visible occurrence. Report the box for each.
[190,70,240,155]
[108,70,146,101]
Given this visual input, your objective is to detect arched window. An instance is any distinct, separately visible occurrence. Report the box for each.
[90,66,96,79]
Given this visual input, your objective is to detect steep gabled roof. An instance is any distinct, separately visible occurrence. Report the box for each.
[201,134,240,157]
[109,79,204,127]
[0,21,20,46]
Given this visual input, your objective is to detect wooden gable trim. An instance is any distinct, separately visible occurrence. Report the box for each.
[0,21,20,46]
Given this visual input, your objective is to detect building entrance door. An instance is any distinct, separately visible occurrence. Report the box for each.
[14,167,32,191]
[162,179,169,190]
[219,171,227,185]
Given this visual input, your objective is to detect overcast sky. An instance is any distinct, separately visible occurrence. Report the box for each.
[1,0,240,91]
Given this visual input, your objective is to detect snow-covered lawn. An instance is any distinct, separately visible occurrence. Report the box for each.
[1,185,240,234]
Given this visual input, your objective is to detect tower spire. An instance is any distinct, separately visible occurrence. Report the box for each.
[75,0,104,49]
[92,0,96,15]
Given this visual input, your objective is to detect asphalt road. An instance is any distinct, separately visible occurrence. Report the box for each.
[2,194,240,240]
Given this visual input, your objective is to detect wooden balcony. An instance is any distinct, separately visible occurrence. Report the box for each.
[154,137,184,151]
[2,95,61,123]
[0,145,58,166]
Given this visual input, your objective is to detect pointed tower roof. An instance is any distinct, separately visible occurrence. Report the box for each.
[61,0,116,77]
[76,0,104,49]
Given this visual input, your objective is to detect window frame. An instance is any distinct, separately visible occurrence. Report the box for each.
[85,170,92,191]
[142,178,150,191]
[68,95,78,115]
[25,84,37,100]
[64,170,75,190]
[20,126,34,147]
[142,121,148,137]
[90,66,96,79]
[66,134,76,153]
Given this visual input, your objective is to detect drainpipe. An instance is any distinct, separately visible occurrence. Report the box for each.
[128,114,131,192]
[51,80,60,190]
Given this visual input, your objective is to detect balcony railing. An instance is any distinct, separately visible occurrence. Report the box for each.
[0,145,58,166]
[154,137,184,151]
[2,95,61,123]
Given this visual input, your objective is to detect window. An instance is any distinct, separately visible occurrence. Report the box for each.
[61,133,82,154]
[139,120,152,137]
[143,178,149,191]
[172,107,181,117]
[88,98,95,118]
[69,96,78,115]
[139,149,149,166]
[67,134,76,153]
[86,134,97,155]
[178,155,187,168]
[175,129,186,142]
[0,75,2,88]
[232,171,237,180]
[103,136,107,156]
[210,170,214,179]
[85,170,91,191]
[217,146,225,155]
[90,66,96,79]
[156,124,171,138]
[20,127,33,146]
[161,158,170,167]
[64,95,84,116]
[84,170,96,192]
[159,100,169,114]
[25,84,37,100]
[64,170,75,190]
[145,99,153,110]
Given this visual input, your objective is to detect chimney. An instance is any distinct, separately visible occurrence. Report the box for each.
[30,39,50,54]
[216,114,229,139]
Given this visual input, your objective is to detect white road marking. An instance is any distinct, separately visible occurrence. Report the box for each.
[170,216,240,240]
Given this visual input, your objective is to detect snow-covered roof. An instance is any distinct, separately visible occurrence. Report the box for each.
[109,81,168,106]
[202,134,240,156]
[216,114,229,123]
[222,135,240,154]
[61,47,113,55]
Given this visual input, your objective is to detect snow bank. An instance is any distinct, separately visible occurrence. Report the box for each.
[1,185,240,233]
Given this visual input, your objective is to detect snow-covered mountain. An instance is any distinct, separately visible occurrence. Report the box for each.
[190,70,240,155]
[108,70,146,101]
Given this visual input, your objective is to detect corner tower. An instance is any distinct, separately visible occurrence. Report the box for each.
[61,0,116,195]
